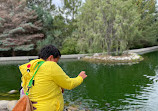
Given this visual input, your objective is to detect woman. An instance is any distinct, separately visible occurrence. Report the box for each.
[19,45,87,111]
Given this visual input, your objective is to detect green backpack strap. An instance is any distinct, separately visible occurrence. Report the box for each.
[26,61,44,95]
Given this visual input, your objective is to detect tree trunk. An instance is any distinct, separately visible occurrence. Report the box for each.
[12,50,15,56]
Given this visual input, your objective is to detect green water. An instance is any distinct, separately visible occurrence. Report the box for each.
[0,51,158,110]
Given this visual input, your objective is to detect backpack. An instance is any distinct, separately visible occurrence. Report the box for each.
[12,61,44,111]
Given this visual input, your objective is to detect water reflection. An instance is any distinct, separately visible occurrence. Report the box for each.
[122,67,158,111]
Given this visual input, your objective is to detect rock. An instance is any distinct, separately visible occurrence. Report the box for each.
[84,56,91,59]
[83,52,143,64]
[93,53,100,57]
[8,90,18,94]
[0,100,9,110]
[7,100,17,111]
[105,103,110,107]
[66,106,79,111]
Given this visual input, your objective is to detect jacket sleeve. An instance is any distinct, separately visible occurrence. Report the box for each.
[51,63,83,90]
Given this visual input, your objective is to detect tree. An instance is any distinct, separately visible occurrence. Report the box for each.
[26,0,56,12]
[77,0,140,55]
[26,0,69,50]
[61,30,79,54]
[60,0,82,20]
[26,0,58,50]
[129,0,158,48]
[0,0,44,56]
[36,0,83,52]
[34,7,65,50]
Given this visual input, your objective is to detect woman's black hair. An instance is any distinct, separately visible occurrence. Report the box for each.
[38,45,61,60]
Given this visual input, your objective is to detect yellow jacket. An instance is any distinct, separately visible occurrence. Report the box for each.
[19,59,83,111]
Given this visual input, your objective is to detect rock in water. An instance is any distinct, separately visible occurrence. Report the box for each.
[66,106,79,111]
[93,53,100,57]
[8,90,18,94]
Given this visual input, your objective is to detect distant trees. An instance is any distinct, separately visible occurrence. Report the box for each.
[129,0,158,48]
[32,0,82,53]
[76,0,141,55]
[25,0,56,50]
[59,0,82,54]
[29,0,158,55]
[26,0,56,12]
[0,0,158,56]
[61,0,82,20]
[0,0,44,56]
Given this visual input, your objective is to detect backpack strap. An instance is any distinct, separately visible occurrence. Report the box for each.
[26,61,44,95]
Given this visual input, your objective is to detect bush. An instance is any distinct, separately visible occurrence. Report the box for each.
[61,37,79,54]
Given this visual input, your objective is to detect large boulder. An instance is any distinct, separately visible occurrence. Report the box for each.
[0,100,9,111]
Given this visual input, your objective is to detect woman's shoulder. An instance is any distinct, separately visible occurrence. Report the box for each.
[43,61,59,68]
[40,61,59,72]
[43,61,63,73]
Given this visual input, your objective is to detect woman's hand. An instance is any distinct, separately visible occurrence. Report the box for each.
[79,71,87,79]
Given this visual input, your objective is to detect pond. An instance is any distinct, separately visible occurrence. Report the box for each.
[0,51,158,110]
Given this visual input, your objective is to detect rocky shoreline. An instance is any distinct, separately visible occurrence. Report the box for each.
[0,46,158,62]
[82,52,143,64]
[0,90,90,111]
[0,100,90,111]
[0,82,89,110]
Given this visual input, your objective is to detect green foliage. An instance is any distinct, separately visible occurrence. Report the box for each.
[31,0,158,55]
[0,34,9,38]
[113,0,141,53]
[0,17,5,22]
[3,39,15,46]
[61,33,79,54]
[53,15,67,48]
[129,0,158,49]
[14,44,34,51]
[26,0,56,12]
[76,0,141,55]
[31,6,53,30]
[34,0,82,51]
[36,35,55,50]
[0,47,11,51]
[0,0,156,56]
[61,0,82,20]
[0,0,44,56]
[30,5,55,50]
[9,27,25,34]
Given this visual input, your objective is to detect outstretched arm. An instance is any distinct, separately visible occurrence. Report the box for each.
[51,63,87,90]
